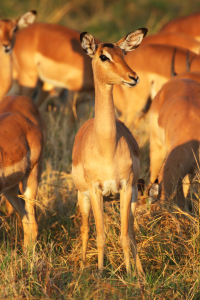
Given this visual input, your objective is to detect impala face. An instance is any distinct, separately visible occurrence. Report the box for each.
[0,10,37,54]
[80,29,148,88]
[0,19,18,53]
[94,43,140,87]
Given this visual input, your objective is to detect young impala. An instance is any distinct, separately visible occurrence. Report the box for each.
[72,28,147,276]
[148,77,200,209]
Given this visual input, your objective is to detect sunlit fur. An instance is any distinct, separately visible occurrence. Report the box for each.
[0,94,46,247]
[148,77,200,210]
[72,29,147,277]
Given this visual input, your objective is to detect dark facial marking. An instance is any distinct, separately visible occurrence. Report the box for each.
[102,43,114,48]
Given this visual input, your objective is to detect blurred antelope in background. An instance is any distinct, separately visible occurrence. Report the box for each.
[0,11,36,100]
[148,77,200,210]
[159,12,200,41]
[72,28,147,276]
[0,95,47,216]
[113,44,200,129]
[141,31,200,54]
[0,96,45,247]
[0,11,47,247]
[9,12,97,113]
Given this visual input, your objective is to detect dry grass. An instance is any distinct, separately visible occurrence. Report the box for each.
[0,106,199,299]
[0,0,200,298]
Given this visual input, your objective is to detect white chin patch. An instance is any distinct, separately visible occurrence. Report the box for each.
[123,81,138,88]
[3,48,11,54]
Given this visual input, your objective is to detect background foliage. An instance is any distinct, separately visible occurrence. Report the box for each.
[1,0,200,40]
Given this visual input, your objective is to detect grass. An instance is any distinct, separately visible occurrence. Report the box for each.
[0,108,199,299]
[0,0,200,298]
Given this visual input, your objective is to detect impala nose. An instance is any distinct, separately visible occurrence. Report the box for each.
[129,75,139,84]
[3,43,11,53]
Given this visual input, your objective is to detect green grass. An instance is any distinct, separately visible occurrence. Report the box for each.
[1,0,200,39]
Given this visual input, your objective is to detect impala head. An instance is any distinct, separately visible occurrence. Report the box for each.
[0,10,37,53]
[80,28,147,87]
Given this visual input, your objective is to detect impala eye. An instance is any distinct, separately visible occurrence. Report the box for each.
[100,54,109,61]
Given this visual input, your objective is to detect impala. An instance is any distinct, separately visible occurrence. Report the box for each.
[141,31,200,54]
[160,12,200,41]
[0,95,47,215]
[147,77,200,209]
[0,107,44,247]
[113,44,200,129]
[11,16,97,108]
[0,11,37,100]
[174,70,200,83]
[72,28,147,276]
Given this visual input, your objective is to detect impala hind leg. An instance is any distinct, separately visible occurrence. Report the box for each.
[78,191,91,267]
[90,187,105,271]
[158,149,191,210]
[128,185,144,278]
[149,142,166,187]
[5,185,25,217]
[4,196,15,215]
[4,185,32,246]
[147,140,166,202]
[4,182,23,215]
[21,162,42,247]
[159,167,186,210]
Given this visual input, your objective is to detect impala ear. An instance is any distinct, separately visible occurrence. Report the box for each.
[116,28,148,52]
[17,10,37,28]
[80,32,97,58]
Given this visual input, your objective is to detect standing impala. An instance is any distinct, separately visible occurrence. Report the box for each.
[148,77,200,209]
[72,28,147,276]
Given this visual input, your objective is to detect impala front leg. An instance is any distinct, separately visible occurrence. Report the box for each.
[120,183,132,274]
[90,185,105,272]
[129,185,144,278]
[78,190,91,267]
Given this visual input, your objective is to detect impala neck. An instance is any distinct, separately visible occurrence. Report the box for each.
[93,76,117,158]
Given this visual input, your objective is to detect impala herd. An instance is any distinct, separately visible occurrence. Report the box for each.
[0,9,199,278]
